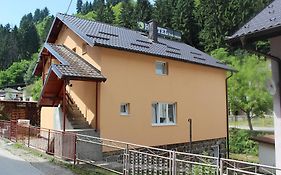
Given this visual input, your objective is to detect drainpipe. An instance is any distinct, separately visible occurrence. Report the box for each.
[226,71,233,158]
[188,118,192,153]
[95,82,99,132]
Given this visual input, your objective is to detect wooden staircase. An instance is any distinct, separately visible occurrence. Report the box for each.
[66,93,91,129]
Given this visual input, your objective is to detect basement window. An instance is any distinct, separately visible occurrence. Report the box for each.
[155,61,168,75]
[152,102,176,125]
[120,103,130,116]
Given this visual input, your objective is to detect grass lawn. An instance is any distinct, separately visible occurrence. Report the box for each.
[229,153,259,163]
[229,117,273,127]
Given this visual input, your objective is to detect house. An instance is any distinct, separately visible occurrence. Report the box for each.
[226,0,281,170]
[252,135,275,167]
[34,13,233,154]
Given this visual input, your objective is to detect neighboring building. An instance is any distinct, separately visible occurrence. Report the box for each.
[34,13,233,153]
[0,87,33,101]
[226,0,281,170]
[252,135,275,167]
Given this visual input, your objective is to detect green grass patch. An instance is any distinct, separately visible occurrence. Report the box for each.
[229,117,273,127]
[229,153,259,163]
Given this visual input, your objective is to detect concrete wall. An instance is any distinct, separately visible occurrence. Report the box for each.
[259,143,275,167]
[269,36,281,170]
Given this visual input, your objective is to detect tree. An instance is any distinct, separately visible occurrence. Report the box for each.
[19,13,40,58]
[172,0,198,46]
[0,59,31,87]
[77,0,83,13]
[24,53,38,84]
[118,1,137,28]
[153,0,174,28]
[135,0,152,22]
[211,48,272,130]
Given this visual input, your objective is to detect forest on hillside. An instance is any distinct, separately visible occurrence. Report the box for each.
[0,0,274,129]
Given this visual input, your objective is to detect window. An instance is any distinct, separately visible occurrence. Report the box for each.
[82,43,87,55]
[155,61,168,75]
[120,103,130,115]
[72,47,76,52]
[152,102,176,125]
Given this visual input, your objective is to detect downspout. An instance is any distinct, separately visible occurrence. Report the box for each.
[226,71,233,158]
[95,82,99,132]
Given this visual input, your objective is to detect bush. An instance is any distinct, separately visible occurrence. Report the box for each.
[229,129,266,156]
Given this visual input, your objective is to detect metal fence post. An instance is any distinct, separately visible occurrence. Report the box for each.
[15,122,18,142]
[47,129,50,152]
[171,151,176,175]
[220,159,224,175]
[28,125,31,147]
[73,134,77,165]
[123,144,129,175]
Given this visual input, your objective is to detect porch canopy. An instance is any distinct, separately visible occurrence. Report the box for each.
[34,43,106,107]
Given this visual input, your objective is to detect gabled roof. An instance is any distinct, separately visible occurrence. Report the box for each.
[47,13,234,71]
[35,43,106,81]
[227,0,281,45]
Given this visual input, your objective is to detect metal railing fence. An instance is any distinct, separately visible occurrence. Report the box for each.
[0,120,281,175]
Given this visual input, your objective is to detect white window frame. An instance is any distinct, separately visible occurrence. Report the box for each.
[120,103,130,116]
[155,61,168,75]
[152,102,176,126]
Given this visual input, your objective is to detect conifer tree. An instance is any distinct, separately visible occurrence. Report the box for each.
[172,0,198,46]
[135,0,152,22]
[77,0,83,13]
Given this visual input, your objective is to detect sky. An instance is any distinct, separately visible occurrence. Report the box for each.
[0,0,76,26]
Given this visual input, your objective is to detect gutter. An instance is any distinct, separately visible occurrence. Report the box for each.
[226,71,233,158]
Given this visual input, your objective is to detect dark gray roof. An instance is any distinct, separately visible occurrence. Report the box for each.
[44,43,106,81]
[227,0,281,44]
[49,13,233,71]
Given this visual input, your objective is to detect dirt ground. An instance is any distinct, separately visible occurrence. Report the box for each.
[0,139,76,175]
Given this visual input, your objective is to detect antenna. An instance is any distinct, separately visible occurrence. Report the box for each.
[62,0,73,22]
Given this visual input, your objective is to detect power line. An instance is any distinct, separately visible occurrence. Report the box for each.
[65,0,73,15]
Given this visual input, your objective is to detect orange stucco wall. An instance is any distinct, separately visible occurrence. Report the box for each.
[98,48,227,146]
[67,81,97,128]
[40,107,54,129]
[41,24,227,147]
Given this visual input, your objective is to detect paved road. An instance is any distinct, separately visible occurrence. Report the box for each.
[0,145,43,175]
[230,125,274,132]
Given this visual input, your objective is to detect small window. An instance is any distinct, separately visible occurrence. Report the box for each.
[155,61,168,75]
[72,47,76,52]
[120,103,130,115]
[152,102,176,125]
[82,43,87,55]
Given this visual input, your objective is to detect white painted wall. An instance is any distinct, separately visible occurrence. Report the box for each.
[269,36,281,173]
[259,143,275,167]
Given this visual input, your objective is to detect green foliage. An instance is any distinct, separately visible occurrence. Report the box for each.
[172,0,198,45]
[229,129,265,155]
[0,60,30,87]
[135,0,152,22]
[118,1,137,29]
[24,53,38,84]
[27,79,42,101]
[212,48,272,129]
[153,0,174,28]
[36,16,55,43]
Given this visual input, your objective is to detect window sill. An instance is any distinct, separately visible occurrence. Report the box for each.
[120,113,130,116]
[152,123,176,127]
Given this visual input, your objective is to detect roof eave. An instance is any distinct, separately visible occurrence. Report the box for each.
[94,43,235,72]
[226,25,281,46]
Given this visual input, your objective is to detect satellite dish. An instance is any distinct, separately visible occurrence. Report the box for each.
[266,79,277,95]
